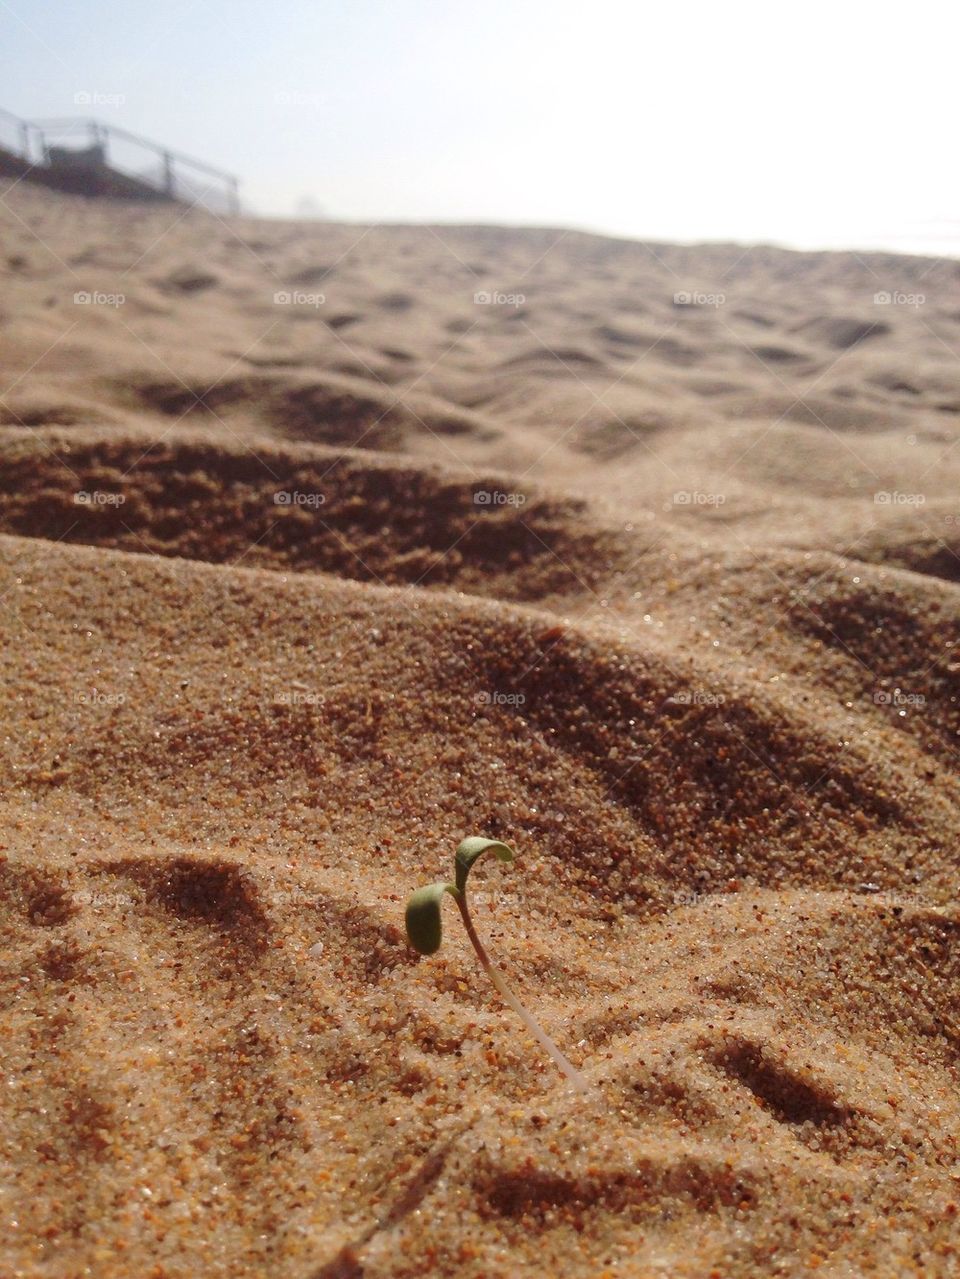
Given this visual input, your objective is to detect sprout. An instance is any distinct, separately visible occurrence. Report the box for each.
[405,837,589,1093]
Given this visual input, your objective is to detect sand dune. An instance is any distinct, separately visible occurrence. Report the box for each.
[1,184,959,1277]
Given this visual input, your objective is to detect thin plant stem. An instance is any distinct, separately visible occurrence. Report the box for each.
[454,892,590,1095]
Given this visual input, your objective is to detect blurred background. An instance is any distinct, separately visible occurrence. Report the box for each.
[2,0,958,253]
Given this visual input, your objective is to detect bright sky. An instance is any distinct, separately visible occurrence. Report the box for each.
[3,0,958,254]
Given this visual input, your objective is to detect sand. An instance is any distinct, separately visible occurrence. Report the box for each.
[1,182,959,1277]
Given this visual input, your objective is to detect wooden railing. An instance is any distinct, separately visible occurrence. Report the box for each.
[0,107,240,213]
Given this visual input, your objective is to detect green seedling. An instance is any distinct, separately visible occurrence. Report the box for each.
[405,837,589,1093]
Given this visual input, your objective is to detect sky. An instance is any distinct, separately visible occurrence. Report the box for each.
[2,0,958,255]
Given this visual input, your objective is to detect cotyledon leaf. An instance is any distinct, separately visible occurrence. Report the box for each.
[454,837,515,895]
[405,882,457,955]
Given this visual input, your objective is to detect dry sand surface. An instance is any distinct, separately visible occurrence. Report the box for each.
[1,183,960,1277]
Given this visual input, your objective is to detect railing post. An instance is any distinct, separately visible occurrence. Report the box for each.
[228,175,239,215]
[162,150,175,196]
[90,120,108,163]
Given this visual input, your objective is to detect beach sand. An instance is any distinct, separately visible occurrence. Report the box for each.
[1,184,959,1276]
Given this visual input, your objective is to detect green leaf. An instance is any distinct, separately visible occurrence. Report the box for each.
[405,882,456,955]
[454,837,515,896]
